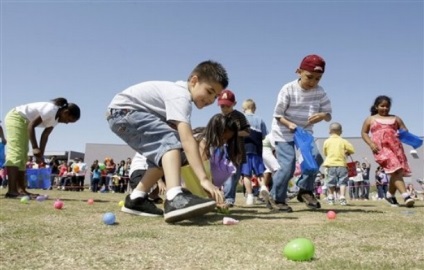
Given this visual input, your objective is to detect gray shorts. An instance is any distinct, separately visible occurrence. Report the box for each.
[325,166,348,187]
[107,109,183,168]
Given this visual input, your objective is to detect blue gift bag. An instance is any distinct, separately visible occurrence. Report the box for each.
[0,143,5,167]
[293,127,319,174]
[27,168,51,189]
[398,129,423,149]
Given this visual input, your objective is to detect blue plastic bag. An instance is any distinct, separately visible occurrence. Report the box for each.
[398,129,423,149]
[0,143,5,167]
[293,127,319,174]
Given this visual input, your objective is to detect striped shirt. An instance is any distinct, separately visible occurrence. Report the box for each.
[271,79,332,142]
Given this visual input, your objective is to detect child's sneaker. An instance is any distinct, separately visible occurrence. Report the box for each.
[297,189,321,209]
[121,194,164,216]
[385,196,400,207]
[339,198,348,206]
[327,197,335,205]
[266,197,293,213]
[404,196,415,208]
[245,194,255,206]
[259,188,270,205]
[164,189,216,223]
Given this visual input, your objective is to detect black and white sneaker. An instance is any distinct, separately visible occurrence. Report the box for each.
[121,194,164,216]
[298,189,321,209]
[266,197,293,213]
[385,196,400,207]
[164,189,216,223]
[404,196,415,208]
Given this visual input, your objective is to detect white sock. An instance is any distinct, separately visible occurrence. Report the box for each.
[386,192,394,198]
[130,189,147,200]
[401,192,410,199]
[166,187,183,200]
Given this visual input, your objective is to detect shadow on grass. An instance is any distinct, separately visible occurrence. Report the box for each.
[171,208,299,226]
[295,208,385,214]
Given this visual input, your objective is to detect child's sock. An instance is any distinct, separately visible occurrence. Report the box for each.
[339,195,345,199]
[130,189,147,200]
[401,192,410,199]
[327,195,334,200]
[166,186,183,201]
[386,191,394,198]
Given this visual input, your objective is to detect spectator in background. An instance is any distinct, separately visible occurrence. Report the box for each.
[49,156,60,189]
[26,156,35,169]
[375,166,388,200]
[361,158,371,200]
[74,158,87,191]
[352,161,364,200]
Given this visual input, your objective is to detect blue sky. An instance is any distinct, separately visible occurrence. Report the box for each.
[1,1,423,153]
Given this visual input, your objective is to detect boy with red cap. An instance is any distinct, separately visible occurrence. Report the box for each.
[269,54,332,212]
[218,89,250,207]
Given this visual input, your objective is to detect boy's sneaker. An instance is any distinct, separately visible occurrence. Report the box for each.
[339,198,348,206]
[121,194,164,217]
[164,189,216,223]
[385,196,400,207]
[266,198,293,213]
[297,189,321,209]
[259,188,270,206]
[327,197,335,205]
[404,196,415,208]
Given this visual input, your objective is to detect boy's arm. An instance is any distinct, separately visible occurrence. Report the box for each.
[275,116,297,132]
[345,140,355,155]
[177,121,223,202]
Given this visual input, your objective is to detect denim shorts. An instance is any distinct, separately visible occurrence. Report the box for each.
[107,109,182,168]
[325,166,348,187]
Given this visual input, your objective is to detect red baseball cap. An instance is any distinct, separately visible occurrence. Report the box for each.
[299,54,326,73]
[218,89,236,106]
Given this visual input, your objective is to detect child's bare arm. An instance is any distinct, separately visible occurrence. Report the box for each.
[177,121,223,203]
[361,116,378,153]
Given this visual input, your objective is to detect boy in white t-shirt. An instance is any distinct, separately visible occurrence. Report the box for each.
[107,60,228,223]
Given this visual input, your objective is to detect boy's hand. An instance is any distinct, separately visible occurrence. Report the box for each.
[201,180,224,203]
[288,123,297,132]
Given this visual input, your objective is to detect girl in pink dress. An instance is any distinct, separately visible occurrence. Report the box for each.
[361,95,414,207]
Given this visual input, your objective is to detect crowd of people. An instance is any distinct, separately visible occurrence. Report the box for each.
[1,56,422,224]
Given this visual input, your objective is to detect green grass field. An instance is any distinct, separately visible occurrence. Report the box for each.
[1,189,423,270]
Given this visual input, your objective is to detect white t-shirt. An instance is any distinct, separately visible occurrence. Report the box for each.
[129,153,148,177]
[15,102,60,128]
[271,79,332,142]
[108,80,192,124]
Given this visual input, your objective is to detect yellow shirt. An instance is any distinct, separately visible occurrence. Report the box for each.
[322,134,355,167]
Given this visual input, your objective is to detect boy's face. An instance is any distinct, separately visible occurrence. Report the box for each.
[297,69,323,90]
[189,76,223,109]
[220,104,235,115]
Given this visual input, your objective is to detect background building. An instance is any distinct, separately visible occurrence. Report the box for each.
[84,137,424,188]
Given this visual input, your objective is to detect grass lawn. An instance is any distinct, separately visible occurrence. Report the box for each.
[0,189,423,270]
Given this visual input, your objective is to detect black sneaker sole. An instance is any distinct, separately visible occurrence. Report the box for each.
[164,201,216,223]
[121,206,163,217]
[405,198,415,208]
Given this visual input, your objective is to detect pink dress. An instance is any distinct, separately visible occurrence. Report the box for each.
[370,118,411,176]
